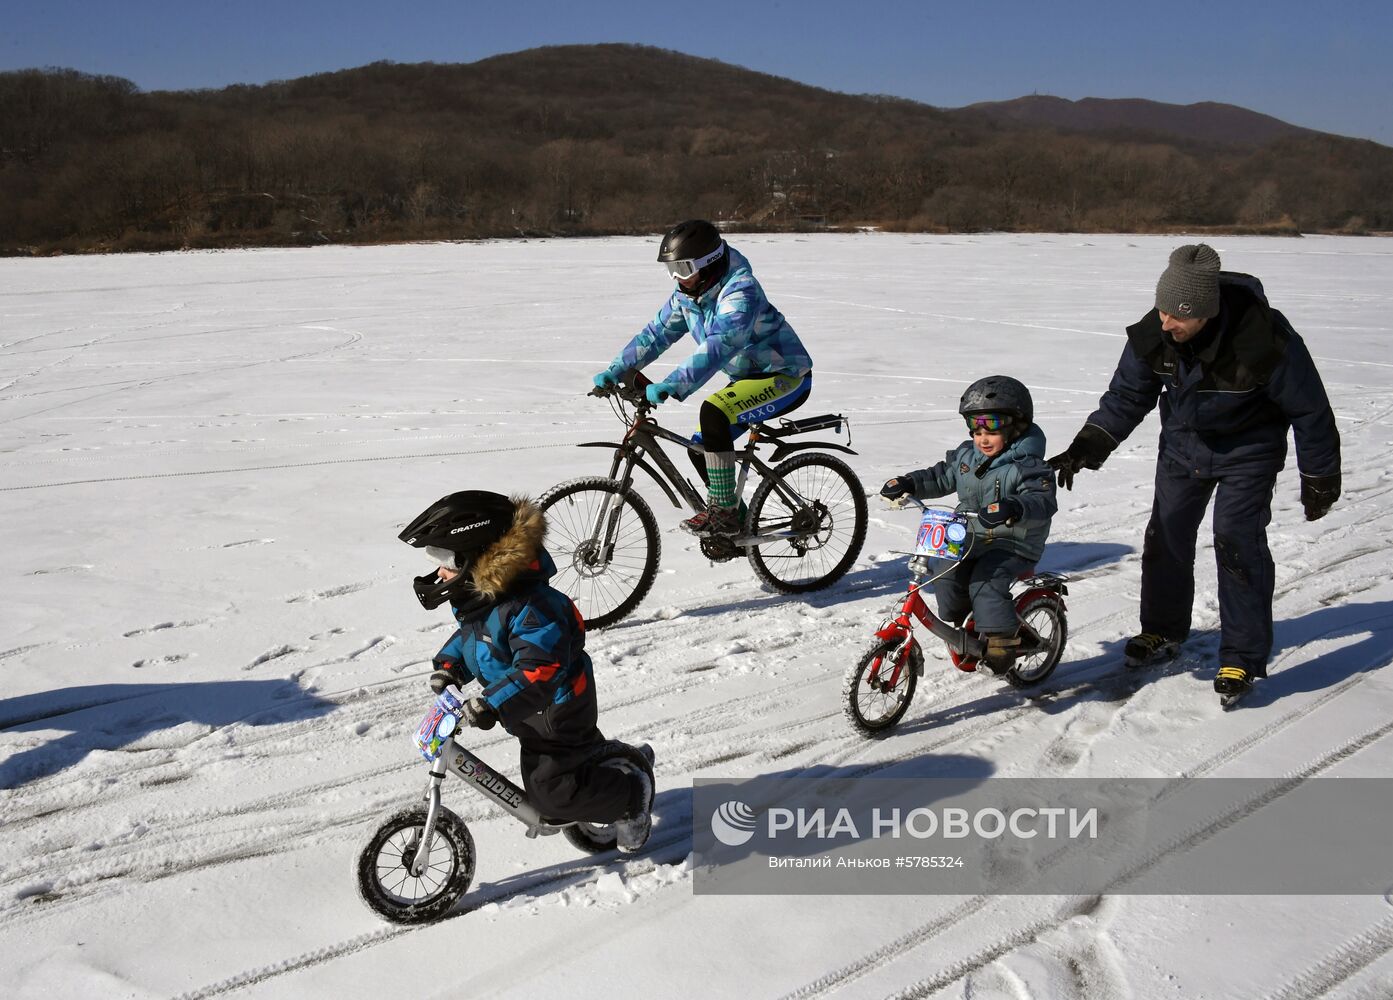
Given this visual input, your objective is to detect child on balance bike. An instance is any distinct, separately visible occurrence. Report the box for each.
[400,490,655,852]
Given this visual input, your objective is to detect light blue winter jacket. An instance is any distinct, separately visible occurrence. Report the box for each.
[612,247,812,401]
[906,424,1058,562]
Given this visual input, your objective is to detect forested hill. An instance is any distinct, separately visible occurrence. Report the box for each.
[2,44,1391,254]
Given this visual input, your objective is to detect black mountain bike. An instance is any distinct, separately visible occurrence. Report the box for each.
[540,377,868,628]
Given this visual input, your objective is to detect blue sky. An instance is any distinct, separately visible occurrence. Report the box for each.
[5,0,1392,146]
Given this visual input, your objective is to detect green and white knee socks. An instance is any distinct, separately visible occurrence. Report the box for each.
[705,452,737,509]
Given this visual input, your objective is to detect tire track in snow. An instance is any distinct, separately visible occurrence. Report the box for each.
[1258,917,1393,999]
[170,827,697,999]
[782,693,1393,1000]
[9,559,1378,983]
[0,623,852,921]
[0,674,433,817]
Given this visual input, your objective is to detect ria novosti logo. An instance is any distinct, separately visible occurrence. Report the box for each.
[710,800,758,846]
[708,800,1100,846]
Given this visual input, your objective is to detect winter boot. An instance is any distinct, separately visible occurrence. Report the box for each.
[612,762,654,854]
[1214,665,1253,697]
[981,632,1021,676]
[1124,632,1180,668]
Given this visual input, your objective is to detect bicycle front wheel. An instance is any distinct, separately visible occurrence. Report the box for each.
[540,477,661,629]
[746,452,868,593]
[356,804,475,924]
[843,637,921,736]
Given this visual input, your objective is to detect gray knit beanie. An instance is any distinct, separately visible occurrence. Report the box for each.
[1155,244,1221,319]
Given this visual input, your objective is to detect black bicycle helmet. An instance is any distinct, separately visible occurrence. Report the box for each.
[400,491,516,609]
[657,219,727,293]
[657,219,723,263]
[958,375,1034,427]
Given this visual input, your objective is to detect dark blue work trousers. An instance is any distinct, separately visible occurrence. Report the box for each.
[931,548,1035,635]
[1140,459,1278,674]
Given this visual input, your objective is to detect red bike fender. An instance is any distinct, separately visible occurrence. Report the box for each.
[1015,588,1066,610]
[874,617,913,643]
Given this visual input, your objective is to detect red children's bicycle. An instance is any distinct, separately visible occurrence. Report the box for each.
[842,500,1069,736]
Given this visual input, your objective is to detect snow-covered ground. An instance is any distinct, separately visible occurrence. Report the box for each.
[2,233,1391,999]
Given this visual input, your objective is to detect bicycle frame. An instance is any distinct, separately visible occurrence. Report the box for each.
[409,740,563,877]
[868,503,1069,690]
[579,388,855,550]
[876,581,986,666]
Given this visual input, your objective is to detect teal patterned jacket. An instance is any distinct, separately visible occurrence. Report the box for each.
[613,247,812,401]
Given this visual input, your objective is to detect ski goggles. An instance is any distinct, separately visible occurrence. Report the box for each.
[424,545,460,570]
[663,243,725,281]
[965,413,1013,432]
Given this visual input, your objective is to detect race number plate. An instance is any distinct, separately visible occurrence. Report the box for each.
[414,688,464,761]
[914,508,970,561]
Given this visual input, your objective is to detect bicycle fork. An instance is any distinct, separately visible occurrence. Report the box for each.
[869,609,918,691]
[410,759,449,877]
[869,588,990,690]
[411,740,560,875]
[583,452,642,567]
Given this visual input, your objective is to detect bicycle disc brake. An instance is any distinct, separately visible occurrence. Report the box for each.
[787,500,830,553]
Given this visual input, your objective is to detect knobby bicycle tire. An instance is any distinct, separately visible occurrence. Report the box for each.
[747,452,868,593]
[539,477,661,629]
[1005,593,1067,688]
[843,637,922,735]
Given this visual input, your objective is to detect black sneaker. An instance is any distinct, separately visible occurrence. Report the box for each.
[1214,665,1252,696]
[1124,632,1179,668]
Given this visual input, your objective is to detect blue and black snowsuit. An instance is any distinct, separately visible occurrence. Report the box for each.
[906,424,1058,634]
[433,504,637,823]
[1082,273,1340,673]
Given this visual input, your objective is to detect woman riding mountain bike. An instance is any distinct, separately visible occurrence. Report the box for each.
[593,219,814,537]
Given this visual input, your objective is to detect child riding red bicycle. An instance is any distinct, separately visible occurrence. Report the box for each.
[880,375,1059,675]
[847,376,1068,734]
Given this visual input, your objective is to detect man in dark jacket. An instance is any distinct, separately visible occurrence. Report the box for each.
[1049,244,1341,699]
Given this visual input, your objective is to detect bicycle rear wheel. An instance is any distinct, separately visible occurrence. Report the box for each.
[540,477,661,629]
[1005,594,1067,688]
[746,452,867,593]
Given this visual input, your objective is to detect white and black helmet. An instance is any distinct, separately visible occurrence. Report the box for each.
[657,219,726,284]
[958,375,1034,427]
[399,491,516,609]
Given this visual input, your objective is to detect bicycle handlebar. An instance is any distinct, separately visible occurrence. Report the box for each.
[883,496,979,520]
[589,367,655,402]
[589,381,651,408]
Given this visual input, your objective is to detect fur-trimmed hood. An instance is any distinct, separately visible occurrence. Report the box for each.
[469,496,548,600]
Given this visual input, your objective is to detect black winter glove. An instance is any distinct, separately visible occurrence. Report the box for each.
[461,696,498,730]
[977,496,1024,528]
[1047,424,1117,491]
[1300,472,1340,522]
[429,663,466,695]
[880,476,915,501]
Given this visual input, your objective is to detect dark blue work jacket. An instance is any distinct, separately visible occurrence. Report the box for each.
[1085,273,1340,479]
